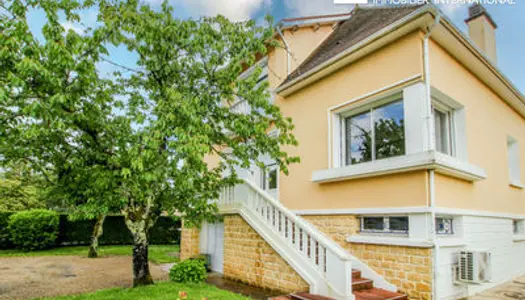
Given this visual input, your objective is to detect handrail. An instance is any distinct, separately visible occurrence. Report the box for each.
[218,178,354,299]
[240,178,352,261]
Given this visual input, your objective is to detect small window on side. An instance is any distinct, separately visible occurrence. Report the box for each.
[361,216,408,234]
[508,137,521,185]
[436,217,454,235]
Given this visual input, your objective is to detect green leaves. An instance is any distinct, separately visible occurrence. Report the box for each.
[1,0,297,245]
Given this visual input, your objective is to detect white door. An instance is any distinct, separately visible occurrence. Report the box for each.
[199,222,224,273]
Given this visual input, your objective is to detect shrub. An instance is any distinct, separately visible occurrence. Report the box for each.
[169,258,208,283]
[8,209,59,251]
[0,211,14,249]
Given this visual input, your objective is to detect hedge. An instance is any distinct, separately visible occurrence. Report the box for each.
[0,212,180,250]
[8,209,60,251]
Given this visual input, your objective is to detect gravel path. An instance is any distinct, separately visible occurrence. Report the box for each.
[0,256,169,300]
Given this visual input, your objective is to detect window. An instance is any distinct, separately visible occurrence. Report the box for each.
[261,164,278,191]
[513,220,524,235]
[507,136,521,185]
[436,217,454,235]
[360,216,409,234]
[434,107,453,155]
[344,100,405,165]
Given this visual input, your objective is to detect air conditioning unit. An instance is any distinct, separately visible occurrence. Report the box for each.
[458,250,492,284]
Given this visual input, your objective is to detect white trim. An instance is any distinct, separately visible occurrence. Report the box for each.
[346,235,433,248]
[312,150,487,183]
[276,7,433,96]
[328,75,422,113]
[295,207,525,220]
[513,235,525,242]
[238,57,268,80]
[434,207,525,220]
[294,206,429,216]
[435,237,467,248]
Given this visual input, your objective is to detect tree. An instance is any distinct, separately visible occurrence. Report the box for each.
[0,161,46,211]
[1,0,297,287]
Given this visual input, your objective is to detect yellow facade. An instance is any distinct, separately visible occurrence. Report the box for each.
[430,40,525,214]
[276,32,429,210]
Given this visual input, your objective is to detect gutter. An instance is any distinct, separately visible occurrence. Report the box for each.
[423,13,441,300]
[276,25,291,76]
[276,5,437,95]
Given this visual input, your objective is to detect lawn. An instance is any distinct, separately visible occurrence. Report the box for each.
[43,282,250,300]
[0,244,179,264]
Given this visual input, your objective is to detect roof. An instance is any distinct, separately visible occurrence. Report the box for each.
[279,5,424,87]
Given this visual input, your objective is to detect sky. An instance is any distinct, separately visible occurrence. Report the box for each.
[27,0,525,94]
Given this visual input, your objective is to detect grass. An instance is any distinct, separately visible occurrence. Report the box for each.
[0,244,180,264]
[42,282,250,300]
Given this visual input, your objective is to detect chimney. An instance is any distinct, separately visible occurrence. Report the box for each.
[465,4,498,63]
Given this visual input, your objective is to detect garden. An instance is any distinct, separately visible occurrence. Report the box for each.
[1,0,297,298]
[0,209,247,299]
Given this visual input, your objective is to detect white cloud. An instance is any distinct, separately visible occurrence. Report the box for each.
[179,0,271,21]
[285,0,354,17]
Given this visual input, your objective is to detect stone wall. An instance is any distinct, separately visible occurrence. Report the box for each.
[302,215,433,300]
[180,221,200,261]
[223,215,309,293]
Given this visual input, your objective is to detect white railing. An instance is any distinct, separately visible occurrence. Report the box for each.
[217,179,354,300]
[230,100,251,115]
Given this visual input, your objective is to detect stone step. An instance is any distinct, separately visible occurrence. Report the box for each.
[352,278,374,291]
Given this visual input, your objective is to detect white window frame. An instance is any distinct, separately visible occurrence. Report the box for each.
[360,215,409,235]
[435,216,455,235]
[339,94,405,166]
[432,99,456,157]
[507,136,523,188]
[261,163,278,191]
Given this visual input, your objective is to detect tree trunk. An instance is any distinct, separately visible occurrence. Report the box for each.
[132,236,153,287]
[88,214,106,258]
[125,208,156,287]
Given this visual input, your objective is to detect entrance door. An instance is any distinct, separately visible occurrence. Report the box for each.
[199,222,224,273]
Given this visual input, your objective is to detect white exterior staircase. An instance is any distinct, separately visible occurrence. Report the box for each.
[217,179,398,300]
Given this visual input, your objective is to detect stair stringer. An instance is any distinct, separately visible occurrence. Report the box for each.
[293,215,398,293]
[231,206,355,300]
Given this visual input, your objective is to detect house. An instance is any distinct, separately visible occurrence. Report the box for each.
[181,3,525,300]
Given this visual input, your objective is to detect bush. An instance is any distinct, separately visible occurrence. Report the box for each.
[169,259,208,283]
[8,209,59,251]
[0,211,14,249]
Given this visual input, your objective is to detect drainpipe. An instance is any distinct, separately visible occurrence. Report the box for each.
[276,25,291,76]
[423,13,441,300]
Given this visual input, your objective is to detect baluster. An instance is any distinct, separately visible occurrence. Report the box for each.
[310,238,317,265]
[302,231,308,256]
[295,224,300,250]
[287,219,293,243]
[318,245,326,273]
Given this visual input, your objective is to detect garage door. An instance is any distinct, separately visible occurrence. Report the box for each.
[199,222,224,273]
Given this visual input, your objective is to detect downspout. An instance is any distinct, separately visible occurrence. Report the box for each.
[276,25,291,76]
[423,13,441,300]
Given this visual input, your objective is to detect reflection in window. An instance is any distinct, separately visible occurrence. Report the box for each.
[268,168,277,190]
[436,217,454,235]
[434,108,452,155]
[345,100,405,165]
[361,216,409,234]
